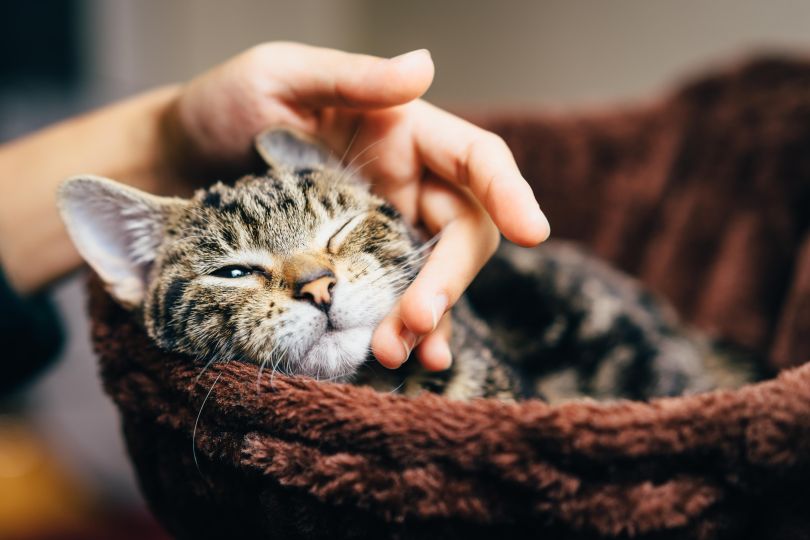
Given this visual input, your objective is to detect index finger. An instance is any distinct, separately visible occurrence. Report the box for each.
[411,101,550,246]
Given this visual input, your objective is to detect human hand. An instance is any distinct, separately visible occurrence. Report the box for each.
[168,42,550,371]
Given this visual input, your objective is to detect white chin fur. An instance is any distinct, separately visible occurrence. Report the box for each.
[295,327,372,380]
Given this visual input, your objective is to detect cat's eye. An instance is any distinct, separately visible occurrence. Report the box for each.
[210,265,254,279]
[327,214,366,253]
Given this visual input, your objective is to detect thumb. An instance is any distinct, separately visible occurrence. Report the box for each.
[258,42,434,109]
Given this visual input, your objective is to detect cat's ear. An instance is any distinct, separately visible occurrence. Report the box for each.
[254,127,337,171]
[57,175,186,308]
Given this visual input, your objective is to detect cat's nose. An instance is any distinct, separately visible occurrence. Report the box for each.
[294,270,336,311]
[285,253,336,311]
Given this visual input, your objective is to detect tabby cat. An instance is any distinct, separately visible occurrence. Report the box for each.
[58,129,756,402]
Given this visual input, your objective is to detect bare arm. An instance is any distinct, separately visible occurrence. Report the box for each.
[0,86,183,293]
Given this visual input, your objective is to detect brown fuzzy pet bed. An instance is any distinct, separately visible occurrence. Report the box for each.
[90,57,810,539]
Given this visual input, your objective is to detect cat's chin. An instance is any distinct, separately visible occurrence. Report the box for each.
[294,326,373,381]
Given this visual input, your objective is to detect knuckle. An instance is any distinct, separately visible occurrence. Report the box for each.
[242,41,297,67]
[243,42,275,64]
[477,131,508,153]
[463,131,509,181]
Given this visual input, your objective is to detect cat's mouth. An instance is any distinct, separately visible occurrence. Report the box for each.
[292,325,374,381]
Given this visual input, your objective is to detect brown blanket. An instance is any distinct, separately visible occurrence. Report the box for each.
[89,57,810,539]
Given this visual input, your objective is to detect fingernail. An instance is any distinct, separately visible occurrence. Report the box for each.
[431,293,449,331]
[436,341,453,370]
[398,328,417,364]
[390,49,431,66]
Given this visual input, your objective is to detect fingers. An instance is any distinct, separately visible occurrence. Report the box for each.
[371,302,452,371]
[415,313,453,371]
[411,101,550,247]
[402,176,499,334]
[371,306,417,369]
[249,42,435,109]
[372,176,499,371]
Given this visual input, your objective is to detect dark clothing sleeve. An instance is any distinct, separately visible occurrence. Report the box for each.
[0,268,63,396]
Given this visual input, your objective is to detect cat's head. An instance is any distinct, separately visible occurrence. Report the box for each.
[58,129,422,380]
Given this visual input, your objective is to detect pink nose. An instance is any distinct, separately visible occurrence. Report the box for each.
[295,274,336,309]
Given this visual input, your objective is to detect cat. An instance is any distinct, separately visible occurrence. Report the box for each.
[58,129,757,402]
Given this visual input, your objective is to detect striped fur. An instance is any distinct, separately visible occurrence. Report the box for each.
[59,131,757,402]
[142,171,425,382]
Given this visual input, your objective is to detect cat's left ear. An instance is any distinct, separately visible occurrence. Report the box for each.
[57,175,187,308]
[254,127,337,171]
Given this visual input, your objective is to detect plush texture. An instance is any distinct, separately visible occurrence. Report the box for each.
[90,56,810,539]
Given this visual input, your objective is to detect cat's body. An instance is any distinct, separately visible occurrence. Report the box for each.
[59,129,757,402]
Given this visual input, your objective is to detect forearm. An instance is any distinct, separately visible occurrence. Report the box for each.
[0,85,183,294]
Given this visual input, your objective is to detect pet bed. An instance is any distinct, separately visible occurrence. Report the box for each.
[89,57,810,539]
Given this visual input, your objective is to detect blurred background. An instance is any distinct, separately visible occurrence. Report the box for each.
[2,0,810,537]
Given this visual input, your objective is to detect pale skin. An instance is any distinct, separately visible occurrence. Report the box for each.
[0,42,549,372]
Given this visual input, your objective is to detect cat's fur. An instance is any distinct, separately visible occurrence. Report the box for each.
[58,129,757,402]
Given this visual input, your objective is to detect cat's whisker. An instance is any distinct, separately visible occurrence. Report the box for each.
[337,124,361,166]
[192,370,223,477]
[336,135,389,186]
[344,135,386,170]
[340,156,380,186]
[257,331,293,387]
[317,368,352,383]
[256,356,269,391]
[269,339,292,384]
[388,380,407,394]
[419,233,442,252]
[340,154,379,182]
[366,266,416,289]
[276,349,291,381]
[196,355,219,383]
[358,239,437,290]
[259,339,284,383]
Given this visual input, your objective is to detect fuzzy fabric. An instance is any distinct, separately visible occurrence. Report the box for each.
[89,56,810,539]
[484,56,810,372]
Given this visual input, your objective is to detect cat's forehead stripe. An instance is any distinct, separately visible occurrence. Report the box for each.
[156,170,418,279]
[159,172,372,267]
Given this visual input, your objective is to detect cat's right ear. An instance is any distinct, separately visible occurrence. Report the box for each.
[57,175,186,308]
[254,127,337,171]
